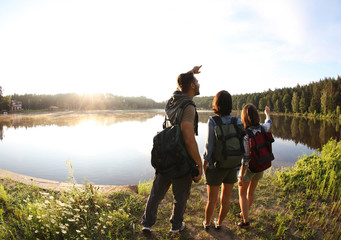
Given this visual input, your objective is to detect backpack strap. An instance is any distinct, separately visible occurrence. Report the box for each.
[260,126,273,152]
[212,116,228,158]
[166,101,198,135]
[231,117,246,154]
[246,128,260,158]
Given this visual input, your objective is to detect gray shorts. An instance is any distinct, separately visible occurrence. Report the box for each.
[242,168,264,182]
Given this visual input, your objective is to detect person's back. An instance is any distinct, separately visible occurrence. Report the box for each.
[237,104,272,229]
[141,66,203,234]
[203,90,244,230]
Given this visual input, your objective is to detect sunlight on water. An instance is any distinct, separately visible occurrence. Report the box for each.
[0,111,339,185]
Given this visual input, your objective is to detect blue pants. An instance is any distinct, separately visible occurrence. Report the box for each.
[141,173,192,230]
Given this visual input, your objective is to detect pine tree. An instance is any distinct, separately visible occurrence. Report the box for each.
[291,92,300,113]
[299,97,307,113]
[282,94,291,113]
[321,90,328,115]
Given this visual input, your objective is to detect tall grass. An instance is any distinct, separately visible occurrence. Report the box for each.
[275,139,341,239]
[0,162,146,240]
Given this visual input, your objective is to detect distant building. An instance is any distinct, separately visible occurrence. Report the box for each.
[48,106,59,111]
[11,100,22,111]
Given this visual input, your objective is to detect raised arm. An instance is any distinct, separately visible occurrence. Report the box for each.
[190,65,202,74]
[264,106,270,119]
[263,106,272,132]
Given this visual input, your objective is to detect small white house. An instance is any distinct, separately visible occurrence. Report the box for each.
[11,100,22,111]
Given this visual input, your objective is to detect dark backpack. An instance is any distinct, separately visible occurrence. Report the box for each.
[247,126,275,173]
[212,116,246,169]
[151,101,198,179]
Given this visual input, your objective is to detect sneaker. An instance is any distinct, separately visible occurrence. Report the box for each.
[203,221,210,231]
[235,212,243,219]
[236,221,250,229]
[142,226,152,233]
[170,222,186,233]
[214,219,222,230]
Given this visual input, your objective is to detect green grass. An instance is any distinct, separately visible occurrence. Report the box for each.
[1,139,341,239]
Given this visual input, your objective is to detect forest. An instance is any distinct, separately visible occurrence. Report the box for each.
[1,76,340,117]
[0,91,164,111]
[195,76,341,118]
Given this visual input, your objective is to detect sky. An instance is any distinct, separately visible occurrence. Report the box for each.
[0,0,340,102]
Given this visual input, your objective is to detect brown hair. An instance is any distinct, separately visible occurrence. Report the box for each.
[212,90,232,116]
[241,103,260,129]
[177,72,196,93]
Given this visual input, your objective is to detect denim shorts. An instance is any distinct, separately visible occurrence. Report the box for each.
[242,168,264,182]
[205,167,238,186]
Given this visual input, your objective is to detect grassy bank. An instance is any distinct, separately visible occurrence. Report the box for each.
[1,140,340,239]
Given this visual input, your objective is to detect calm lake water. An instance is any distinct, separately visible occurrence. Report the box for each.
[0,110,340,185]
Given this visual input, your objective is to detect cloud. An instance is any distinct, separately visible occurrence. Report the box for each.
[0,0,340,100]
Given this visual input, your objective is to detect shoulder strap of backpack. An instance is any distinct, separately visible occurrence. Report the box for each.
[246,128,254,138]
[212,116,228,158]
[260,125,273,153]
[175,101,195,124]
[212,116,222,125]
[231,117,245,153]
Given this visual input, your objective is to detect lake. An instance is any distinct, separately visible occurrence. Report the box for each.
[0,110,340,185]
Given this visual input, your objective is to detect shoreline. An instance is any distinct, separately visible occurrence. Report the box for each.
[0,168,138,194]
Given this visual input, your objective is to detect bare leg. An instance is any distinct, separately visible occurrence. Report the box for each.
[205,185,220,225]
[217,183,234,225]
[247,179,259,210]
[238,180,250,223]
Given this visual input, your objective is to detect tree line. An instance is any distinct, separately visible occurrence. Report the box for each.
[0,92,164,111]
[1,76,340,116]
[194,76,341,118]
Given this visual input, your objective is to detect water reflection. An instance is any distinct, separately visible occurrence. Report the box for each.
[199,111,340,150]
[1,110,340,149]
[0,110,340,185]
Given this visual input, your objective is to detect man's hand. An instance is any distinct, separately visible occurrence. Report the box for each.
[192,65,202,74]
[193,166,202,182]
